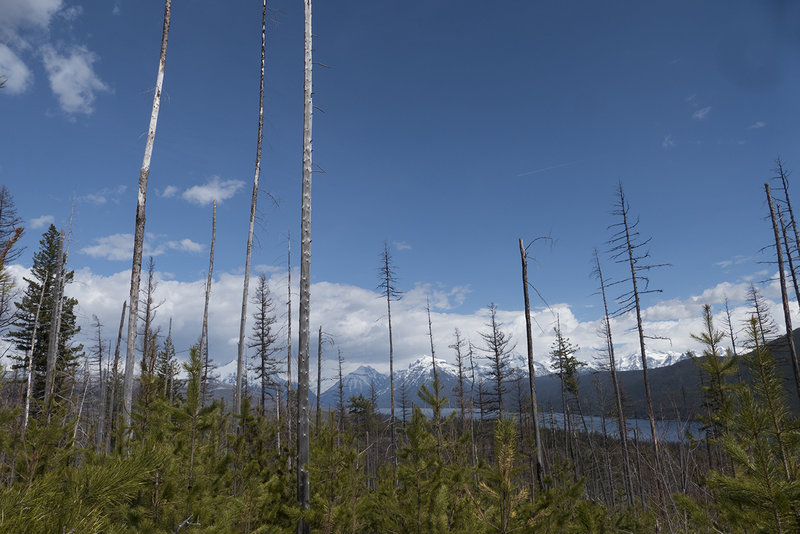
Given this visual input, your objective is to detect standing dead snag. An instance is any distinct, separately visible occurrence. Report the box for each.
[519,237,547,492]
[200,201,216,406]
[43,229,65,407]
[297,0,313,529]
[592,249,634,506]
[235,0,268,417]
[608,183,668,502]
[122,0,171,433]
[377,241,402,466]
[765,183,800,404]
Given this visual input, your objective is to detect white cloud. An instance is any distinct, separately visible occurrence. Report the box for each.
[41,44,109,115]
[0,0,62,44]
[83,185,126,205]
[662,134,676,149]
[692,106,711,120]
[748,121,766,129]
[393,241,412,251]
[182,177,245,206]
[0,44,32,93]
[29,214,54,229]
[166,239,204,254]
[80,233,204,261]
[161,185,179,198]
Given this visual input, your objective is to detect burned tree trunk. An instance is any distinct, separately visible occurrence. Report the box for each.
[44,230,65,406]
[297,0,313,529]
[201,201,216,406]
[235,0,267,417]
[519,237,545,491]
[122,0,171,433]
[765,183,800,404]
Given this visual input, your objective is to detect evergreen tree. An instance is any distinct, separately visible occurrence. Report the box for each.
[479,303,515,417]
[7,224,83,403]
[248,272,279,415]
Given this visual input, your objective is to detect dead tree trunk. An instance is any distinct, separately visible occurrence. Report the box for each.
[316,325,322,429]
[765,183,800,404]
[106,301,126,453]
[297,0,313,529]
[286,230,293,451]
[378,241,401,466]
[22,278,48,435]
[201,200,216,406]
[235,0,267,417]
[123,0,171,433]
[44,230,65,406]
[519,238,545,491]
[592,249,634,506]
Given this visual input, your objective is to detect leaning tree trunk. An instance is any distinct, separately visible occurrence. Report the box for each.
[44,230,65,407]
[200,200,216,406]
[122,0,171,433]
[593,249,634,506]
[766,183,800,404]
[297,0,313,529]
[519,238,545,492]
[235,0,267,417]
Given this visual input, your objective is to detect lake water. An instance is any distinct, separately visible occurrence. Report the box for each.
[379,407,702,443]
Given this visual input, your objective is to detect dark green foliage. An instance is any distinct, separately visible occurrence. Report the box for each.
[6,224,83,403]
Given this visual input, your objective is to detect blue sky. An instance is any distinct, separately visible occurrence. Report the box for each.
[2,0,800,379]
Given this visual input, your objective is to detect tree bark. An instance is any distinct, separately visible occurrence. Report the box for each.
[122,0,171,433]
[765,183,800,404]
[200,201,216,406]
[316,325,322,429]
[235,0,267,417]
[297,0,313,529]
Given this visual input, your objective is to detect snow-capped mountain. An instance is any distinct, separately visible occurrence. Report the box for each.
[612,350,690,372]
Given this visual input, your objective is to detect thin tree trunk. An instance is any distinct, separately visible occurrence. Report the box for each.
[779,205,800,309]
[519,238,545,491]
[765,183,800,404]
[122,0,171,433]
[235,0,267,417]
[593,250,634,506]
[297,0,313,529]
[106,301,126,453]
[95,318,106,452]
[44,230,65,406]
[316,325,322,429]
[286,230,293,451]
[201,200,216,406]
[22,278,48,435]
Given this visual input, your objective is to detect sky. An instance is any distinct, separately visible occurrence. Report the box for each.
[2,0,800,385]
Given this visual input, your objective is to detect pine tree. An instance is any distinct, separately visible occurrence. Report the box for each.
[7,224,83,404]
[480,303,515,417]
[248,272,279,415]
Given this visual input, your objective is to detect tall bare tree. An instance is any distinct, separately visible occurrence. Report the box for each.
[297,0,313,529]
[480,303,515,417]
[765,183,800,404]
[234,0,267,417]
[249,272,279,416]
[286,230,293,448]
[200,201,216,406]
[592,249,634,506]
[519,237,546,491]
[106,301,126,453]
[122,0,171,433]
[378,241,401,464]
[608,183,666,463]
